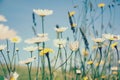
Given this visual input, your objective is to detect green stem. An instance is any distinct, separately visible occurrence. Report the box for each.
[0,51,10,73]
[11,43,16,71]
[42,16,44,34]
[53,51,73,72]
[100,40,112,76]
[0,60,6,75]
[95,47,102,78]
[27,64,31,80]
[46,53,53,80]
[53,47,61,69]
[30,51,33,73]
[36,43,40,80]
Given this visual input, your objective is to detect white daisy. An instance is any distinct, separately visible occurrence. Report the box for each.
[33,9,53,16]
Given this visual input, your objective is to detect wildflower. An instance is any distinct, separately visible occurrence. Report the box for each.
[23,46,37,52]
[25,36,49,44]
[0,45,6,51]
[54,27,68,33]
[16,48,19,52]
[69,41,79,51]
[0,15,7,22]
[54,39,66,48]
[82,49,89,56]
[83,76,88,80]
[0,24,16,40]
[102,33,120,41]
[40,48,54,56]
[92,38,105,43]
[98,3,105,8]
[33,9,53,16]
[10,36,21,43]
[111,66,118,71]
[37,33,48,37]
[69,11,76,17]
[101,75,106,79]
[87,61,93,65]
[19,56,36,64]
[4,72,19,80]
[111,42,118,49]
[76,69,81,74]
[112,71,118,75]
[71,23,77,27]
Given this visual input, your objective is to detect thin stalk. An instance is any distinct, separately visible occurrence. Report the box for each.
[63,46,67,80]
[30,51,33,73]
[27,64,31,80]
[0,60,6,75]
[41,16,45,80]
[46,53,53,80]
[53,47,61,69]
[0,50,10,73]
[95,47,102,78]
[6,40,12,71]
[36,43,40,80]
[53,51,73,72]
[11,43,16,71]
[100,40,112,76]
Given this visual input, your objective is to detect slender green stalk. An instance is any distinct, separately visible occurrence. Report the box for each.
[46,53,53,80]
[41,16,45,80]
[101,7,104,36]
[95,47,102,78]
[53,51,73,72]
[6,39,12,72]
[36,43,40,80]
[53,47,61,69]
[0,60,6,75]
[78,49,85,77]
[27,64,31,80]
[30,51,33,73]
[63,47,67,80]
[0,50,10,73]
[11,43,16,71]
[100,40,112,76]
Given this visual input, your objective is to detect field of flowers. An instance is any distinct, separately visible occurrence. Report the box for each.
[0,0,120,80]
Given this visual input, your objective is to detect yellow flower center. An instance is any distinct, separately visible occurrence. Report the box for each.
[98,3,105,8]
[12,38,18,42]
[69,11,76,16]
[40,48,54,56]
[10,76,15,80]
[87,61,93,65]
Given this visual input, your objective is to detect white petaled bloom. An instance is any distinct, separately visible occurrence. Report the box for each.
[33,9,53,16]
[54,39,66,48]
[37,33,48,37]
[10,36,21,43]
[0,45,6,51]
[102,34,120,41]
[76,69,81,74]
[23,46,37,52]
[92,38,105,43]
[4,72,19,80]
[111,67,118,71]
[54,27,68,33]
[69,41,79,51]
[0,15,7,22]
[19,56,36,64]
[0,24,16,40]
[25,36,49,44]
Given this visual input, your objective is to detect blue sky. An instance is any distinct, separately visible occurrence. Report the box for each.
[0,0,120,63]
[0,0,75,60]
